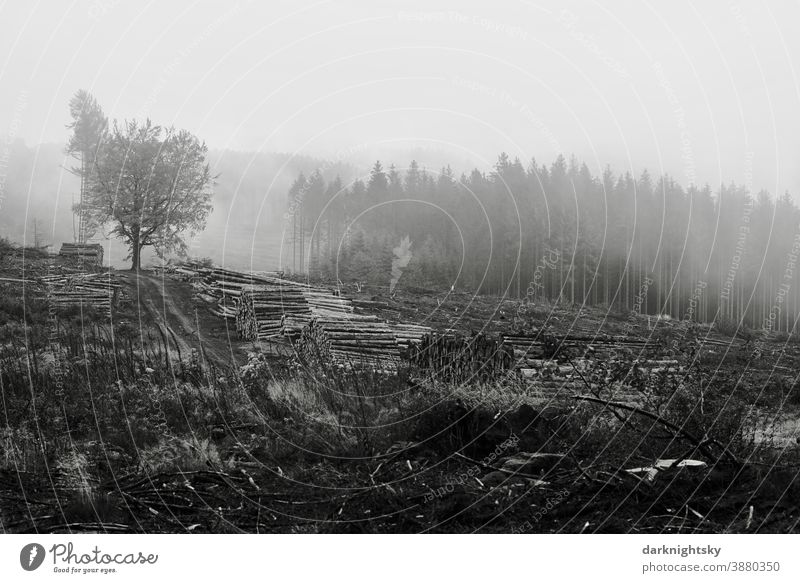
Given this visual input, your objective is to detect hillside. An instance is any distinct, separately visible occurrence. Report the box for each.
[2,244,799,533]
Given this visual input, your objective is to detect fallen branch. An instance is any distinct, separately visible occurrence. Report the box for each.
[573,394,740,465]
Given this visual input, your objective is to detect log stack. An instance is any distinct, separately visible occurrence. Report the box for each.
[174,264,287,321]
[303,289,353,316]
[280,294,358,340]
[195,265,285,286]
[197,278,252,321]
[39,272,122,315]
[226,269,354,340]
[280,313,314,341]
[236,284,311,340]
[58,243,104,266]
[295,315,401,370]
[166,261,356,330]
[390,323,432,350]
[167,262,284,283]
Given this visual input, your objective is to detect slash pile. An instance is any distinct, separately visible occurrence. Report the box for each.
[408,332,513,381]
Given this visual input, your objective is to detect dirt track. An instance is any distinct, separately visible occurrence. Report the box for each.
[125,271,249,368]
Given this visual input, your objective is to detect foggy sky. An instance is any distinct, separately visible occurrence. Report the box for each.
[1,0,799,195]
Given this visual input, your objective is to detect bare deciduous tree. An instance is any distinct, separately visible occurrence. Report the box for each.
[82,119,213,271]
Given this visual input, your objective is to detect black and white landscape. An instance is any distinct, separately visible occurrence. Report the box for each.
[1,1,800,534]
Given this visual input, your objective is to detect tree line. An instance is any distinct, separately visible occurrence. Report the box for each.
[287,154,800,332]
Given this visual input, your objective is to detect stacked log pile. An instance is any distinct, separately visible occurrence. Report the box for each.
[280,313,314,341]
[169,263,286,321]
[40,272,122,314]
[58,243,104,266]
[303,290,353,317]
[390,323,432,350]
[280,293,355,340]
[236,285,310,340]
[295,315,401,370]
[217,268,355,341]
[163,262,284,283]
[409,333,513,382]
[167,262,353,330]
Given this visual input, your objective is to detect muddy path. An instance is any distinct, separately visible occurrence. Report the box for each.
[124,271,251,369]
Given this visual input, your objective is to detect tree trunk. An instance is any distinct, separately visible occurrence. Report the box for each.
[131,245,141,271]
[78,155,85,244]
[131,228,142,271]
